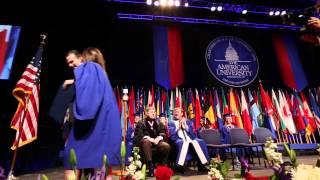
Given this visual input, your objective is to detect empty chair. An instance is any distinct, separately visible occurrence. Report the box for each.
[253,128,273,144]
[199,129,230,160]
[253,127,274,167]
[229,128,260,169]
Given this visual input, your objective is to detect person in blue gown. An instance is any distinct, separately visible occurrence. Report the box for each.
[63,48,121,179]
[168,107,209,172]
[125,112,142,163]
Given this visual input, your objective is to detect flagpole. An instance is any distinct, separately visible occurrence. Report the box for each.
[305,134,310,144]
[299,133,303,144]
[312,133,316,143]
[292,134,296,144]
[122,88,129,143]
[8,96,30,180]
[286,134,291,144]
[296,134,300,144]
[8,34,46,180]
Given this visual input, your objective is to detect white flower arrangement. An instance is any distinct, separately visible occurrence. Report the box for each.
[292,164,320,180]
[207,158,230,180]
[291,146,320,180]
[208,167,224,180]
[264,140,320,180]
[263,138,283,168]
[126,147,145,180]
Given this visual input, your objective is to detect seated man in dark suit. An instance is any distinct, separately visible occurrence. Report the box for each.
[133,106,170,177]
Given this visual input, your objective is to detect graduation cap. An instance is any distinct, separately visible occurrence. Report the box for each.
[159,112,167,118]
[49,84,75,124]
[134,112,141,116]
[223,113,232,118]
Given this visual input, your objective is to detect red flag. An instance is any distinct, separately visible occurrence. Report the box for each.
[259,82,278,130]
[291,94,306,132]
[209,91,217,129]
[300,92,317,135]
[161,89,167,113]
[148,86,155,107]
[10,43,43,150]
[221,88,229,115]
[0,30,8,73]
[195,89,201,130]
[229,89,243,128]
[115,86,122,113]
[241,90,252,136]
[128,87,135,127]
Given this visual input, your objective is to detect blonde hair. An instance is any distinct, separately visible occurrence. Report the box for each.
[82,47,106,70]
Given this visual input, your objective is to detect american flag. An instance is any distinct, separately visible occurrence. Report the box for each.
[10,43,43,150]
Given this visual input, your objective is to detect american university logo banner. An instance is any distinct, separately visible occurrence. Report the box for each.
[206,36,259,87]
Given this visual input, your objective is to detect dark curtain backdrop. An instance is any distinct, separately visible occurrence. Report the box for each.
[0,2,320,174]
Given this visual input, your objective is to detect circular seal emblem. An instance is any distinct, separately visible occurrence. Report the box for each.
[205,36,259,87]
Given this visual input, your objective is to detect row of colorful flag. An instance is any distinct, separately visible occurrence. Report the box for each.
[114,82,320,140]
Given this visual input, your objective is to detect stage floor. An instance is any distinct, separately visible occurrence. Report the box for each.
[18,155,317,179]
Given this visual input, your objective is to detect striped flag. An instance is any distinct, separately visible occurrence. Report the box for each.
[272,34,308,91]
[204,90,215,126]
[309,90,320,126]
[214,89,224,130]
[229,88,243,128]
[128,87,135,127]
[241,89,252,136]
[153,26,184,89]
[195,89,201,130]
[259,82,277,139]
[248,89,260,132]
[221,87,229,115]
[300,92,317,136]
[11,43,43,150]
[279,90,296,134]
[271,89,286,131]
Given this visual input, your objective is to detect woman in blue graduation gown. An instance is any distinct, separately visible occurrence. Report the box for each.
[63,48,121,174]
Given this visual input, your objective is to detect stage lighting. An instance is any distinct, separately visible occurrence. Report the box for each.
[174,0,180,7]
[154,0,160,6]
[275,11,280,16]
[146,0,152,5]
[217,6,223,11]
[269,11,274,16]
[298,14,304,18]
[242,9,247,14]
[211,6,216,12]
[184,2,188,7]
[168,0,174,6]
[281,10,286,16]
[160,0,167,6]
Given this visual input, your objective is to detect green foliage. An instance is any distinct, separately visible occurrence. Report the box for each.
[80,174,89,180]
[103,154,109,176]
[289,149,297,166]
[120,141,126,160]
[172,176,180,180]
[234,174,242,178]
[141,164,146,180]
[283,143,290,156]
[69,148,77,168]
[41,174,49,180]
[262,148,269,161]
[103,154,108,166]
[209,158,230,178]
[283,143,297,166]
[218,161,230,178]
[269,174,277,180]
